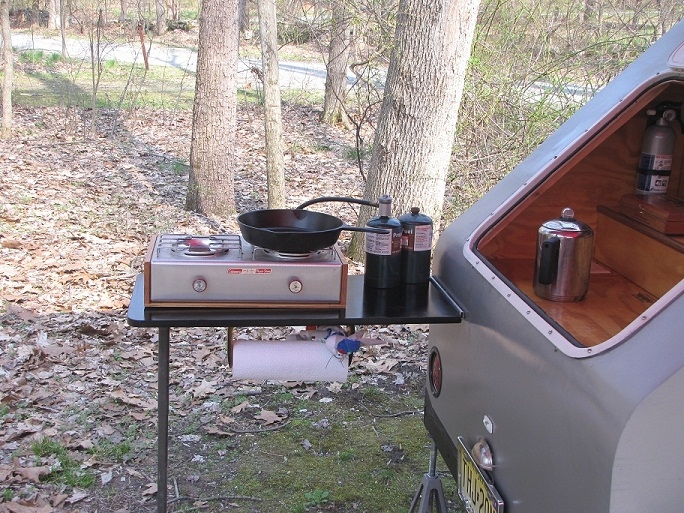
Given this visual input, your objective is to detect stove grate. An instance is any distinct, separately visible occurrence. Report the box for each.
[156,234,242,257]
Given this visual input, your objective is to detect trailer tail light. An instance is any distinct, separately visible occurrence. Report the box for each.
[472,437,495,471]
[428,347,442,397]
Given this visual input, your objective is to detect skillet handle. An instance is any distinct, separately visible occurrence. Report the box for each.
[341,225,390,234]
[296,196,380,209]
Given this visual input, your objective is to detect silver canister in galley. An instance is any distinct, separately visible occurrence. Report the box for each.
[635,108,677,194]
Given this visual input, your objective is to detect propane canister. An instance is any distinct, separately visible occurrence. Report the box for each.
[635,108,677,194]
[398,207,433,284]
[364,195,402,288]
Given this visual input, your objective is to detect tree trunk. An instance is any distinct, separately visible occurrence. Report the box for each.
[155,0,165,35]
[186,0,238,218]
[48,0,60,29]
[321,0,351,127]
[60,0,67,57]
[257,0,286,208]
[1,0,12,139]
[167,0,176,21]
[349,0,481,261]
[88,9,104,137]
[120,0,127,23]
[238,0,250,34]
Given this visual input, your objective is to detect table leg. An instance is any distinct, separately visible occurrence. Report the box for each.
[157,327,170,513]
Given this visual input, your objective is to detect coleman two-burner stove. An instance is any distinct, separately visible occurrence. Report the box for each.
[143,234,348,309]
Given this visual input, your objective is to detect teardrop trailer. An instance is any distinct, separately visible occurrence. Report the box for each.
[423,20,684,513]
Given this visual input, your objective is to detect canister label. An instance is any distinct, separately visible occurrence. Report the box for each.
[366,231,401,256]
[636,172,670,193]
[402,224,433,252]
[639,152,673,171]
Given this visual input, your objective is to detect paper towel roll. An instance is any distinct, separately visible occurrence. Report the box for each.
[231,339,349,382]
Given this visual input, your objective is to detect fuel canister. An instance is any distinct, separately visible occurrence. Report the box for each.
[398,207,433,284]
[364,195,402,288]
[635,108,677,194]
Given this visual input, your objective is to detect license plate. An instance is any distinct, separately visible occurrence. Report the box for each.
[457,437,504,513]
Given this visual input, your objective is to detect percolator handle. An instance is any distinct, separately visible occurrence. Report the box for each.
[538,237,560,285]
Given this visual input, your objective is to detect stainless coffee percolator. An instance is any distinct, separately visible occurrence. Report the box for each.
[533,207,594,302]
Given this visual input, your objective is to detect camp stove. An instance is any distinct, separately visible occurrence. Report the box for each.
[143,234,348,308]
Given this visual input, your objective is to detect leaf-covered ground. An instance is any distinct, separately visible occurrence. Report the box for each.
[0,106,463,512]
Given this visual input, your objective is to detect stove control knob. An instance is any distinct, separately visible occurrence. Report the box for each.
[289,279,303,294]
[192,277,207,293]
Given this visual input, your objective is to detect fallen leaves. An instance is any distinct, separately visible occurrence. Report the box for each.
[254,409,285,425]
[142,483,157,496]
[204,426,234,437]
[109,389,157,410]
[0,105,431,511]
[2,502,53,513]
[190,378,218,398]
[7,463,51,484]
[230,400,251,414]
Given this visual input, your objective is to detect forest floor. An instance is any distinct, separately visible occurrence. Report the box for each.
[0,96,464,513]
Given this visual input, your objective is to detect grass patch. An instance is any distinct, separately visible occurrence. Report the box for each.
[231,414,432,511]
[160,158,190,176]
[91,439,133,462]
[19,50,61,67]
[159,379,462,512]
[194,388,462,513]
[11,50,323,113]
[281,88,324,106]
[12,56,196,110]
[304,488,330,507]
[31,437,96,488]
[342,142,372,163]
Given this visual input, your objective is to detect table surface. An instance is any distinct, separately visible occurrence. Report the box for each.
[127,274,463,328]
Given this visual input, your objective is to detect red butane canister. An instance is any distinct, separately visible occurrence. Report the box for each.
[399,207,433,283]
[364,195,403,288]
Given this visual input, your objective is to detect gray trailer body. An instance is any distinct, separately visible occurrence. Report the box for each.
[425,21,684,513]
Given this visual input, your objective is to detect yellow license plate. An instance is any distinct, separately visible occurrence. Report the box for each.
[457,437,504,513]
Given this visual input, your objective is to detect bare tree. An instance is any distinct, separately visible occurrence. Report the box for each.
[154,0,165,35]
[186,0,239,217]
[167,0,179,21]
[1,0,11,138]
[238,0,250,35]
[48,0,60,29]
[321,0,352,127]
[87,9,105,137]
[257,0,286,208]
[349,0,481,260]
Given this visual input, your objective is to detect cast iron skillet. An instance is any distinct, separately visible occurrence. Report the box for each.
[237,197,388,253]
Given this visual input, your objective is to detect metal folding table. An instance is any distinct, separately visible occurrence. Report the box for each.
[127,274,462,513]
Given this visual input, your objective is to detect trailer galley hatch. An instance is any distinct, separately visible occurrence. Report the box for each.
[468,78,684,358]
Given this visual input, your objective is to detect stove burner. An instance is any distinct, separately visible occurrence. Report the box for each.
[161,234,242,257]
[261,248,323,260]
[256,246,338,262]
[177,237,220,256]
